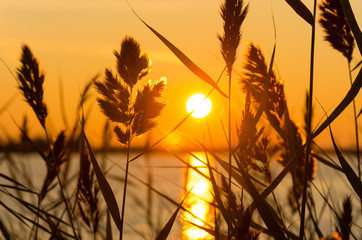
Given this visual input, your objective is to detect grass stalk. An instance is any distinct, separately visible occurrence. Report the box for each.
[227,72,232,240]
[347,62,360,179]
[44,129,78,239]
[299,0,317,238]
[120,140,131,240]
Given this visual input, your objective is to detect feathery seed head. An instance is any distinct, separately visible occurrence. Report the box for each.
[115,36,150,88]
[94,37,166,145]
[319,0,355,62]
[218,0,248,74]
[17,45,48,128]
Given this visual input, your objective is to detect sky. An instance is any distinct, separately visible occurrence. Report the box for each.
[0,0,361,150]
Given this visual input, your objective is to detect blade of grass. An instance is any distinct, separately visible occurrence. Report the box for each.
[82,129,123,232]
[155,169,204,240]
[284,0,314,25]
[311,153,343,172]
[339,0,362,55]
[238,167,287,239]
[204,151,235,237]
[0,218,10,240]
[0,189,71,228]
[0,173,37,194]
[0,201,76,239]
[126,1,228,98]
[300,1,317,237]
[312,66,362,138]
[106,210,113,240]
[329,127,362,199]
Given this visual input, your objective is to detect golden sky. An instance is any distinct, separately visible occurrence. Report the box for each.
[0,0,361,149]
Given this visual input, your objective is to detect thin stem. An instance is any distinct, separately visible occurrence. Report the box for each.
[348,62,362,216]
[347,61,360,179]
[120,88,133,239]
[44,129,78,239]
[227,72,232,240]
[120,141,131,240]
[300,0,317,239]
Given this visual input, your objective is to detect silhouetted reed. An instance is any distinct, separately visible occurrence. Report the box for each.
[218,0,248,74]
[94,37,166,145]
[17,45,47,128]
[93,36,166,238]
[220,175,260,240]
[76,144,100,236]
[40,131,68,200]
[319,0,354,62]
[1,0,362,239]
[242,42,317,210]
[336,196,353,240]
[319,0,360,184]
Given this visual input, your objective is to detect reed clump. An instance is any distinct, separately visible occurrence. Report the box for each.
[0,0,361,239]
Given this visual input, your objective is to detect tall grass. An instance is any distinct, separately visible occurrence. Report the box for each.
[0,0,361,239]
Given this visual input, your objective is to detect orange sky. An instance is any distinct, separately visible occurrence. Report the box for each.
[0,0,361,150]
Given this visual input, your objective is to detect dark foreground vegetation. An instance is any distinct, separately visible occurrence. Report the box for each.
[1,0,362,239]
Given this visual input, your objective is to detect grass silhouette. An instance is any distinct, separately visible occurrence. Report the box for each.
[0,0,361,239]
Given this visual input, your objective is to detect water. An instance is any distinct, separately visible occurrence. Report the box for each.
[0,151,361,239]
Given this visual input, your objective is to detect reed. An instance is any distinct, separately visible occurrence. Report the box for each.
[93,36,166,239]
[0,1,361,239]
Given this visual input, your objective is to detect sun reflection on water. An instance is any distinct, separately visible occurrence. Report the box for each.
[182,153,214,240]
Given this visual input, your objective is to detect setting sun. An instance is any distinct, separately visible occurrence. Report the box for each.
[186,94,212,119]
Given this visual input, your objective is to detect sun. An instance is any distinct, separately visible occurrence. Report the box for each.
[186,94,212,119]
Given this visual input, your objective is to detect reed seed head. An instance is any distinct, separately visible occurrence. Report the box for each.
[17,45,47,128]
[94,37,166,145]
[114,36,150,88]
[319,0,355,62]
[218,0,248,74]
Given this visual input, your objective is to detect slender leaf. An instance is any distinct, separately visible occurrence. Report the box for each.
[126,1,228,98]
[339,0,362,55]
[0,201,75,239]
[106,210,112,240]
[239,168,287,240]
[311,153,343,172]
[82,130,123,232]
[329,127,362,199]
[204,152,235,236]
[357,106,362,118]
[155,204,180,240]
[285,0,314,25]
[312,66,362,138]
[0,173,37,194]
[0,218,10,240]
[155,171,199,240]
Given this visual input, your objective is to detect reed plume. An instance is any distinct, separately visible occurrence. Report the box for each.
[218,3,248,232]
[17,45,47,128]
[220,175,260,239]
[241,42,317,207]
[336,196,352,240]
[94,36,166,145]
[236,93,272,182]
[319,0,360,186]
[218,0,248,74]
[39,131,68,200]
[76,145,100,235]
[93,36,166,238]
[319,0,355,62]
